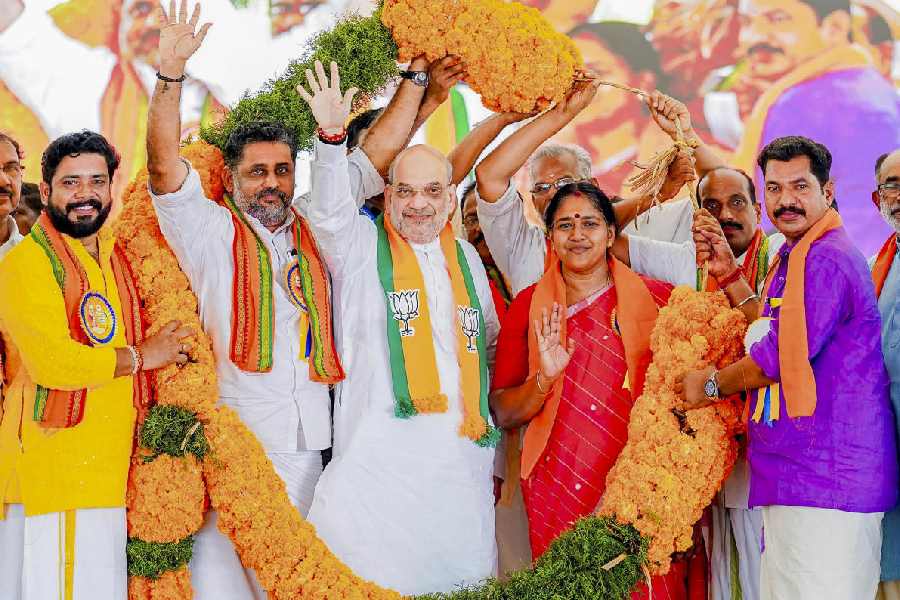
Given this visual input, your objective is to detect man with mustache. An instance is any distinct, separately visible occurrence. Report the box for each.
[871,149,900,597]
[0,133,24,261]
[0,129,192,600]
[725,0,900,257]
[298,60,501,595]
[678,136,898,600]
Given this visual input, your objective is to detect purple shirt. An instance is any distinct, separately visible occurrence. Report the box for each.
[756,66,900,257]
[748,226,898,512]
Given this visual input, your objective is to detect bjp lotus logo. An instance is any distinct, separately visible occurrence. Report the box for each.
[388,289,420,336]
[458,306,480,353]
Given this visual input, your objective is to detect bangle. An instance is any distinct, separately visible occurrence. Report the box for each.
[735,293,759,309]
[317,127,347,145]
[536,372,555,394]
[717,266,743,289]
[128,345,144,375]
[156,71,186,83]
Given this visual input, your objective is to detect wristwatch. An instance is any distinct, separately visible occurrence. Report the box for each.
[399,70,430,87]
[703,370,720,399]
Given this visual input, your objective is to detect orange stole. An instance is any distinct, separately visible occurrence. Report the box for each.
[759,209,842,418]
[521,254,659,479]
[873,234,898,298]
[30,214,150,428]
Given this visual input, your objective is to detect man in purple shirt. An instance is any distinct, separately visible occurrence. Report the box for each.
[679,136,898,599]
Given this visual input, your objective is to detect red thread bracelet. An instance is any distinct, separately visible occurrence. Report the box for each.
[317,127,347,145]
[717,266,743,288]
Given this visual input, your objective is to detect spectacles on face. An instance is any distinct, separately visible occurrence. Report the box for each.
[392,182,447,200]
[701,196,750,216]
[878,182,900,201]
[1,162,22,179]
[530,177,578,197]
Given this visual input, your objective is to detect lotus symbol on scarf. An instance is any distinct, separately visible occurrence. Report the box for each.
[389,289,420,336]
[458,306,480,352]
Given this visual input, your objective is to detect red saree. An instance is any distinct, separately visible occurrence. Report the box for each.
[493,278,707,600]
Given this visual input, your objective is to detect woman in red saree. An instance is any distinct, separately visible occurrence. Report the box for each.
[491,182,705,600]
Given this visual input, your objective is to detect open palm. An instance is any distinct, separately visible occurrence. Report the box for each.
[158,0,211,66]
[534,303,575,382]
[296,60,359,133]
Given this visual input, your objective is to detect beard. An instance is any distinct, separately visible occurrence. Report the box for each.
[234,184,291,229]
[881,198,900,233]
[390,202,450,244]
[47,198,111,238]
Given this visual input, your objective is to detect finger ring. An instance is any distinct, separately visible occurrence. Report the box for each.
[181,344,188,353]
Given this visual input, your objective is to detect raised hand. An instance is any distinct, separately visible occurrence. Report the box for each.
[692,209,739,278]
[658,149,697,202]
[296,60,359,135]
[157,0,211,75]
[647,91,695,142]
[557,78,601,117]
[425,55,467,107]
[534,303,575,385]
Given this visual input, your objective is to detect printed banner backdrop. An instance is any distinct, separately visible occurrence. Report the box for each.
[1,0,898,254]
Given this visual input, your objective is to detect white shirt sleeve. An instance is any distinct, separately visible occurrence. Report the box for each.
[475,182,546,296]
[0,4,115,137]
[627,236,697,287]
[148,165,234,277]
[622,197,695,244]
[300,140,375,279]
[348,148,385,208]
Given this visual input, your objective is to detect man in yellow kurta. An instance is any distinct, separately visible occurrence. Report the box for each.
[0,131,192,600]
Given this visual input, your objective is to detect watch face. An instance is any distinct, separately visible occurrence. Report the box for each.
[414,72,428,85]
[704,378,717,398]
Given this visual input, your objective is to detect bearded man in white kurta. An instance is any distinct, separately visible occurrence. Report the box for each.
[297,61,500,595]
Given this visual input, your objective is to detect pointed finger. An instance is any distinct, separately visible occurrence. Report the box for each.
[179,0,187,23]
[189,2,201,28]
[315,60,329,92]
[305,68,320,94]
[330,61,340,93]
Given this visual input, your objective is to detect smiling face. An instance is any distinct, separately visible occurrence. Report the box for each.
[763,155,833,241]
[0,139,22,228]
[224,142,296,231]
[549,192,615,276]
[42,153,113,239]
[386,146,455,245]
[876,150,900,233]
[698,169,760,256]
[737,0,829,81]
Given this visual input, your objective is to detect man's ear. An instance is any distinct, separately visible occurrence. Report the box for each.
[222,168,235,195]
[754,201,762,225]
[873,190,882,210]
[39,181,50,207]
[824,179,836,206]
[820,10,851,47]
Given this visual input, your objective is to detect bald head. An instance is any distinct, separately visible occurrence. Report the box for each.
[697,167,761,257]
[386,145,456,245]
[876,149,900,184]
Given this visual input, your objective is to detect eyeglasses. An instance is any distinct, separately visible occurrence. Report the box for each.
[1,162,22,179]
[878,182,900,200]
[701,196,750,215]
[530,177,578,197]
[392,182,447,200]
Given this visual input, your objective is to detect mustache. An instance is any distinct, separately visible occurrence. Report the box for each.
[402,207,436,217]
[774,206,806,219]
[0,185,13,198]
[749,42,784,56]
[67,199,102,213]
[719,219,743,230]
[253,188,288,203]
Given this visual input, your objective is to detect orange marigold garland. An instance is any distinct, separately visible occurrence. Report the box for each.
[381,0,582,112]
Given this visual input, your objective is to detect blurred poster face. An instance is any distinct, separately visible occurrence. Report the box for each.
[519,0,598,32]
[119,0,163,67]
[269,0,327,36]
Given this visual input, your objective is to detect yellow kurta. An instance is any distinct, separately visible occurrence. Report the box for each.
[0,227,135,517]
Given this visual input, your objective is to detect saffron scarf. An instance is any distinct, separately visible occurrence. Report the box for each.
[29,213,150,428]
[705,228,770,293]
[759,209,842,418]
[873,234,898,298]
[732,45,871,174]
[521,253,659,479]
[220,197,344,384]
[375,214,498,447]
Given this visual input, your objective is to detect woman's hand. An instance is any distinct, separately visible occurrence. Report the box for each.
[534,302,575,386]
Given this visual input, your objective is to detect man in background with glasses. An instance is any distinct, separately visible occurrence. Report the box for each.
[872,149,900,598]
[0,132,24,262]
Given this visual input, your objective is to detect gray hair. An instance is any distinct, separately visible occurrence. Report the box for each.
[388,144,452,184]
[528,143,593,183]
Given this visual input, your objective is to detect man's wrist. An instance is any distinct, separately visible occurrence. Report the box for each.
[717,264,743,288]
[158,61,187,80]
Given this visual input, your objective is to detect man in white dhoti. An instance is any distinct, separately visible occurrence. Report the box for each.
[297,60,500,595]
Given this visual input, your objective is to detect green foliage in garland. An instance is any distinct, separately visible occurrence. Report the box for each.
[139,404,208,461]
[201,7,399,151]
[126,536,194,579]
[417,517,648,600]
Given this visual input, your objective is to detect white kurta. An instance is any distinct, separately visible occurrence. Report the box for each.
[302,141,500,596]
[475,181,695,295]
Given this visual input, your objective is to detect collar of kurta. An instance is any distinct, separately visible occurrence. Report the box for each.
[873,233,898,298]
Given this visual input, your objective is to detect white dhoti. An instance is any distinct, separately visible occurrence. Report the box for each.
[17,507,127,600]
[190,449,323,600]
[0,503,25,599]
[761,505,883,600]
